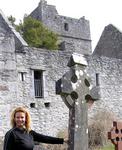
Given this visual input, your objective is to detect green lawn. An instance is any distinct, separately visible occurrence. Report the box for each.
[99,144,114,150]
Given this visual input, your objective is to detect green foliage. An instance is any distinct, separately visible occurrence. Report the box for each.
[101,144,114,150]
[8,15,16,26]
[16,16,59,50]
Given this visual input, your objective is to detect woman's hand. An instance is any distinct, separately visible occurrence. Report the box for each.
[64,138,69,144]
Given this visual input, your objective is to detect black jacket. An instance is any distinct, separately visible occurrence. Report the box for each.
[3,127,64,150]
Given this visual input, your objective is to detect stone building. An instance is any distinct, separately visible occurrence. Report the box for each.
[0,0,122,148]
[30,0,92,55]
[30,0,122,121]
[88,24,122,119]
[0,0,91,140]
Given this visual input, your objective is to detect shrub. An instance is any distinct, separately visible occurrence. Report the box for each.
[16,16,59,50]
[88,110,117,149]
[34,110,117,150]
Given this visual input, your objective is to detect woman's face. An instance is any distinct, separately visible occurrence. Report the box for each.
[14,111,26,128]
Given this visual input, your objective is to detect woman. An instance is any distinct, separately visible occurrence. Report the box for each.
[3,107,67,150]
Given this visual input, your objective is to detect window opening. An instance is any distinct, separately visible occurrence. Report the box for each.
[34,70,44,98]
[19,72,26,81]
[96,73,100,86]
[64,23,69,31]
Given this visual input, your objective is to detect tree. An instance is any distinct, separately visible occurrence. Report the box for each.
[8,15,16,26]
[16,16,59,50]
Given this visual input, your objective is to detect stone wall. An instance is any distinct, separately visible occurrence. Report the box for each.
[0,19,18,149]
[93,24,122,59]
[30,0,92,55]
[0,46,74,137]
[87,55,122,119]
[15,47,73,136]
[0,46,71,149]
[1,1,122,150]
[0,9,70,141]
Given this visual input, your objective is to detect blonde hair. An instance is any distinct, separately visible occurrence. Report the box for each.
[10,107,31,131]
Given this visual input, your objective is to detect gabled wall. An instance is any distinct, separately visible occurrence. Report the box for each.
[0,11,17,136]
[88,55,122,119]
[93,24,122,59]
[87,24,122,120]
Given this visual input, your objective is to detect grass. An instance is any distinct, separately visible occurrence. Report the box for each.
[96,144,114,150]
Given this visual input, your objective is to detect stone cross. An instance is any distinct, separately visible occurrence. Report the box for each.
[108,121,122,150]
[56,53,99,150]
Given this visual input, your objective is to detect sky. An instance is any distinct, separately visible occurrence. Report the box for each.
[0,0,122,50]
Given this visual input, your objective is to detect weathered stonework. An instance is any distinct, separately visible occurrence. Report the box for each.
[87,24,122,122]
[30,0,92,55]
[15,47,72,135]
[0,6,75,138]
[87,55,122,120]
[0,1,122,150]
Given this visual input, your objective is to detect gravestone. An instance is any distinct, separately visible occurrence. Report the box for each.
[108,121,122,150]
[56,53,99,150]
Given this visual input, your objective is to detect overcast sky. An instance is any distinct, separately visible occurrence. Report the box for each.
[0,0,122,50]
